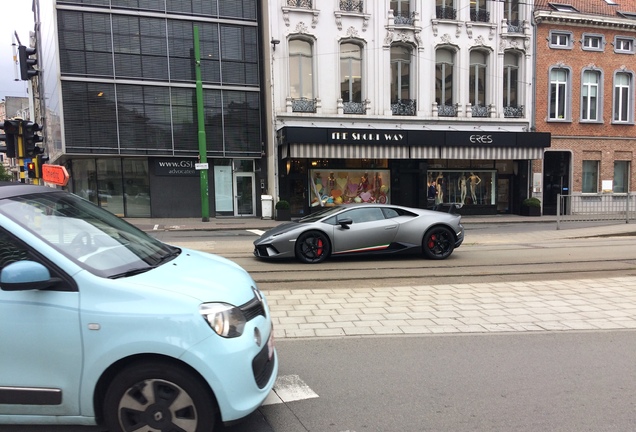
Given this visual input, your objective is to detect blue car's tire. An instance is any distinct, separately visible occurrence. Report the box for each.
[422,226,455,260]
[295,231,331,263]
[103,360,217,432]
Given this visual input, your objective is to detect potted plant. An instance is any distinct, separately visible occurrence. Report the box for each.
[275,199,291,221]
[521,197,541,216]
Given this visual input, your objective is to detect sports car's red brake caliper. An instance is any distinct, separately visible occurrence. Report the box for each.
[316,239,323,256]
[428,234,437,249]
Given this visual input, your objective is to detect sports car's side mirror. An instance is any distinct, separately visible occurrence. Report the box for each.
[338,218,353,229]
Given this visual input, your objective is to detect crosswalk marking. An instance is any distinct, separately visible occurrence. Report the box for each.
[262,375,319,406]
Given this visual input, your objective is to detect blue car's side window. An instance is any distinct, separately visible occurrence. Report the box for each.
[0,230,29,271]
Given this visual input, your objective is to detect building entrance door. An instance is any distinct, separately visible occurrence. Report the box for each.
[234,173,255,217]
[543,151,571,215]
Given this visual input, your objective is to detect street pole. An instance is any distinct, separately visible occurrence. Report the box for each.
[194,26,209,222]
[17,121,25,183]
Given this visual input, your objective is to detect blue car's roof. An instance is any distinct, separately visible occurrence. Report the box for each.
[0,182,61,199]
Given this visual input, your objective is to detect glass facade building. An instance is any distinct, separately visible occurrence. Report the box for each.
[39,0,265,217]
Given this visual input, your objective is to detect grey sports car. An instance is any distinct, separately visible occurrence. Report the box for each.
[253,204,464,264]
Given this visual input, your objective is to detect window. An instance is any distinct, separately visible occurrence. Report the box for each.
[436,48,455,116]
[549,3,579,12]
[581,70,601,122]
[436,0,456,20]
[289,39,314,112]
[582,161,599,193]
[582,34,604,51]
[469,50,488,117]
[470,0,489,22]
[614,161,630,193]
[340,42,363,114]
[549,31,572,49]
[503,52,521,117]
[613,72,632,123]
[614,37,635,53]
[504,0,521,32]
[390,44,415,115]
[391,0,413,24]
[549,68,569,120]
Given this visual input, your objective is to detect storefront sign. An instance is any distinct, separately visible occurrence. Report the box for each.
[329,131,405,144]
[153,158,198,177]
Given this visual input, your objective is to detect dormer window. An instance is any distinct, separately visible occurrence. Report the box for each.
[548,3,579,12]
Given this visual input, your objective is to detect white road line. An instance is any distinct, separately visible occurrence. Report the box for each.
[153,224,159,230]
[248,229,265,236]
[262,374,319,406]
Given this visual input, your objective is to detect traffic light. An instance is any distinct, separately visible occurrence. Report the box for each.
[26,161,36,178]
[0,120,19,158]
[35,154,48,179]
[22,121,44,157]
[18,45,38,81]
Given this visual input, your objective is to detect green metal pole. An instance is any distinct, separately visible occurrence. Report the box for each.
[194,26,209,222]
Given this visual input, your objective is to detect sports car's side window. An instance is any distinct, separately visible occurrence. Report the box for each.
[382,208,400,218]
[340,208,385,224]
[0,229,29,271]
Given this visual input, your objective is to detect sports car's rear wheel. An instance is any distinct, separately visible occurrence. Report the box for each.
[295,231,331,264]
[422,226,455,260]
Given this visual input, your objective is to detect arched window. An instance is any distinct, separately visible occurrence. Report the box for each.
[390,45,415,115]
[340,42,363,114]
[289,39,314,112]
[436,48,455,116]
[549,68,569,120]
[469,50,488,116]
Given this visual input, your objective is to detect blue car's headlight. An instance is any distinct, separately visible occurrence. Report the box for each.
[200,303,246,338]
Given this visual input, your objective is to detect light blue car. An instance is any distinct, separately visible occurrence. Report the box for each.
[0,182,278,431]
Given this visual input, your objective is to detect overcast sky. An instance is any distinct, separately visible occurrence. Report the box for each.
[0,0,37,101]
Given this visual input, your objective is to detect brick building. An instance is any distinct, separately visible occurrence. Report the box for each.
[534,0,636,214]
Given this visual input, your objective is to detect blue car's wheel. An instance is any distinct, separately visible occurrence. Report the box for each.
[295,231,331,263]
[103,361,217,432]
[422,226,454,260]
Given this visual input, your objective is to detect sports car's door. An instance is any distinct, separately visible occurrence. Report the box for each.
[332,207,398,255]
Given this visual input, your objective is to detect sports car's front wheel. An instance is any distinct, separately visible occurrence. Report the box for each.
[295,231,331,264]
[422,226,455,260]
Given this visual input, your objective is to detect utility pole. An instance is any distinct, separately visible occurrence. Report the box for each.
[193,26,209,222]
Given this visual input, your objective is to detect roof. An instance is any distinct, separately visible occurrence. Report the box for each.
[535,0,636,18]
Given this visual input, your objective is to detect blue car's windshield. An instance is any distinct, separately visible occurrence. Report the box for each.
[0,191,178,278]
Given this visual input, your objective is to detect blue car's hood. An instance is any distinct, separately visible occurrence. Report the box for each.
[127,248,257,305]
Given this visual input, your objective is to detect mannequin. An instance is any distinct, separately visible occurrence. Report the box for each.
[458,174,467,204]
[469,172,481,204]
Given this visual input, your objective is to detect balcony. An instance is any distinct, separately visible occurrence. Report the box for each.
[507,19,523,33]
[339,0,363,13]
[471,104,489,118]
[343,101,366,114]
[393,10,416,26]
[436,6,457,20]
[391,99,416,116]
[291,98,317,113]
[438,104,458,117]
[470,9,490,23]
[504,105,524,118]
[287,0,312,8]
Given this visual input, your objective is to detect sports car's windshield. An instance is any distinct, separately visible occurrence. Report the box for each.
[0,191,178,278]
[298,206,344,223]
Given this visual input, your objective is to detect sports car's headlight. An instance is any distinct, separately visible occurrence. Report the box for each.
[200,303,246,338]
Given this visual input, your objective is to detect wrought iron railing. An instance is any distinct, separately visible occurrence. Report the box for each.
[339,0,363,13]
[470,9,490,23]
[436,6,457,20]
[507,19,522,33]
[393,10,415,25]
[391,99,416,116]
[291,98,317,113]
[438,104,458,117]
[287,0,312,8]
[471,104,489,117]
[343,101,366,114]
[504,105,524,118]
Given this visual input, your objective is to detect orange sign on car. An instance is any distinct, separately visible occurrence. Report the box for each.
[41,164,70,186]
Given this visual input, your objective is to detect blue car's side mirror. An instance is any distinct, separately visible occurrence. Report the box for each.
[0,261,61,291]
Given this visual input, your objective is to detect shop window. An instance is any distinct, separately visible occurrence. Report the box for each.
[310,169,390,207]
[582,160,599,193]
[428,170,495,206]
[614,161,630,193]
